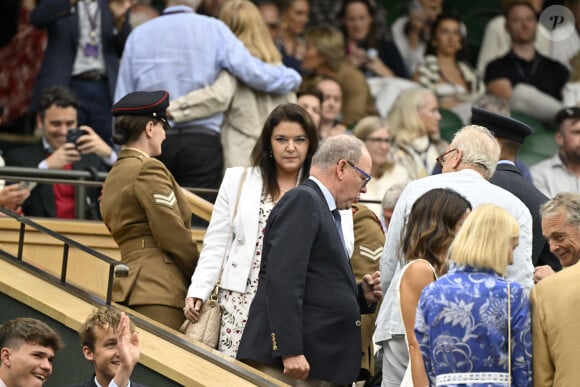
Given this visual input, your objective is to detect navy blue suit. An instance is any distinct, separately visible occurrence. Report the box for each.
[30,0,130,144]
[30,0,130,108]
[237,179,373,385]
[490,163,561,271]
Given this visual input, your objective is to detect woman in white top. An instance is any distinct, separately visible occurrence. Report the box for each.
[183,104,354,357]
[381,188,471,387]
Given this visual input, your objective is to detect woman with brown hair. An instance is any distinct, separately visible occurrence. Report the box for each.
[378,188,471,386]
[101,90,199,331]
[302,24,377,127]
[184,104,337,357]
[414,14,484,121]
[277,0,309,72]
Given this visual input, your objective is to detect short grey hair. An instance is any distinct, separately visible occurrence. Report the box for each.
[541,192,580,227]
[451,125,500,179]
[312,135,364,170]
[382,182,408,209]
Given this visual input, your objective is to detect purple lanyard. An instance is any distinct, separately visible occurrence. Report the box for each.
[81,0,100,41]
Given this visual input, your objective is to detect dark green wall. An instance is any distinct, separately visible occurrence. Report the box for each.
[0,294,181,387]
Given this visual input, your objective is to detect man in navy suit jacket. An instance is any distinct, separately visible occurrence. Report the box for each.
[4,85,115,219]
[30,0,132,144]
[237,135,382,385]
[471,107,561,274]
[68,308,145,387]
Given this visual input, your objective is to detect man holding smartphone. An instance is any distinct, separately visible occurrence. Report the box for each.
[4,85,116,219]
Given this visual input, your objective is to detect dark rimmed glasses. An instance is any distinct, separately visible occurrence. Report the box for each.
[436,148,458,168]
[346,160,371,187]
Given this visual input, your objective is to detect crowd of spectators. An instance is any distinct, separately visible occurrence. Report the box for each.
[1,0,580,386]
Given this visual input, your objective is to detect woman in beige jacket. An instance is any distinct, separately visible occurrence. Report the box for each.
[167,0,295,169]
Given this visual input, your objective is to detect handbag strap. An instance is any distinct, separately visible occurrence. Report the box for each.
[507,280,511,384]
[214,168,248,289]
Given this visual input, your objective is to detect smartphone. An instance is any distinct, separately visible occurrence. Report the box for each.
[66,128,88,146]
[17,181,37,191]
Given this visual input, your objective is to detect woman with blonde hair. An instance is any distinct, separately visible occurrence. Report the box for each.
[352,115,409,219]
[415,204,532,386]
[387,87,447,179]
[167,0,295,168]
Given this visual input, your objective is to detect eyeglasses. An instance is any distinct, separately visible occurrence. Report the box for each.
[346,160,371,187]
[365,137,391,145]
[436,148,457,168]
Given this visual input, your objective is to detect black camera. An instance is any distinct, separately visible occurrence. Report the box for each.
[66,128,88,146]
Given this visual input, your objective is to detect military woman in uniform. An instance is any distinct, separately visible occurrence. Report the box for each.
[100,90,199,330]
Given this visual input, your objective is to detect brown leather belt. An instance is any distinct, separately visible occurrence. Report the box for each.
[119,235,157,256]
[72,70,107,82]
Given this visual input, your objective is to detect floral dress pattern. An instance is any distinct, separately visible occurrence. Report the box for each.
[415,266,532,387]
[217,193,275,357]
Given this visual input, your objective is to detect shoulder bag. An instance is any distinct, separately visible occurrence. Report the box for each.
[179,168,248,348]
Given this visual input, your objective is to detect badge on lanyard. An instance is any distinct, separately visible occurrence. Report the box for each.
[82,0,100,58]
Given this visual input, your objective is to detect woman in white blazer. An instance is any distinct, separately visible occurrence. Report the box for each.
[183,104,355,357]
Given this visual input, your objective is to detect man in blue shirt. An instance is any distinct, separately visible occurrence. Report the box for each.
[115,0,301,197]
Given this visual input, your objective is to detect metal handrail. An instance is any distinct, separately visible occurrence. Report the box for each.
[0,206,127,305]
[0,166,107,219]
[0,207,282,386]
[0,166,219,220]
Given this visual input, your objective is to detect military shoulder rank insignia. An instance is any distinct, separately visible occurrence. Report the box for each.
[359,246,383,261]
[153,191,176,208]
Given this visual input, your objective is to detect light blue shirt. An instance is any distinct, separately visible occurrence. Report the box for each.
[115,5,301,132]
[309,176,337,212]
[308,176,355,257]
[375,169,534,343]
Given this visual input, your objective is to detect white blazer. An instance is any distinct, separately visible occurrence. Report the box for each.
[187,167,355,301]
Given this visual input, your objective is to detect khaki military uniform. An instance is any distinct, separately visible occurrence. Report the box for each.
[351,204,385,380]
[100,148,198,312]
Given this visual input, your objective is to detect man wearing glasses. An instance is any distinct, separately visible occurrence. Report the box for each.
[238,135,382,386]
[375,124,534,385]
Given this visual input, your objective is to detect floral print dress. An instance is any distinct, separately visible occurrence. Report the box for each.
[415,266,532,387]
[217,193,275,357]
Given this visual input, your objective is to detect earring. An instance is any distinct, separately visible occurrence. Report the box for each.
[269,150,273,158]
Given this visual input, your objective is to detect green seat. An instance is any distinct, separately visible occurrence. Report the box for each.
[510,111,547,134]
[511,111,555,166]
[439,108,463,142]
[519,131,557,166]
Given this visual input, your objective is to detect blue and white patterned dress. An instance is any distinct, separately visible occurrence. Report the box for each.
[415,266,532,387]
